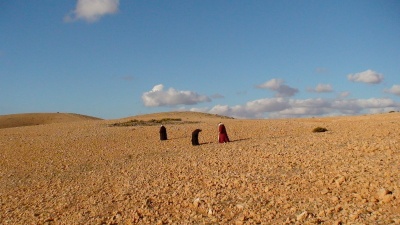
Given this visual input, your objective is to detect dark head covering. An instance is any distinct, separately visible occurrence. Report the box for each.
[159,125,167,140]
[191,129,202,145]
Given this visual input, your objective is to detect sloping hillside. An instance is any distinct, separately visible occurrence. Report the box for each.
[122,111,234,122]
[0,113,101,129]
[0,111,399,224]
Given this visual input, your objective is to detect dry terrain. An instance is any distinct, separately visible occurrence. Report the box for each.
[0,111,399,224]
[0,113,101,129]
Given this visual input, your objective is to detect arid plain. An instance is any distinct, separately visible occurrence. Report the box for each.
[1,111,399,224]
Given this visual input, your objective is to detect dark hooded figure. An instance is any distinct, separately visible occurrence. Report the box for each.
[218,123,230,143]
[191,129,202,146]
[159,125,167,141]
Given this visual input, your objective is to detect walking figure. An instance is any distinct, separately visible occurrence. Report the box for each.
[191,129,202,146]
[160,125,167,141]
[218,123,230,143]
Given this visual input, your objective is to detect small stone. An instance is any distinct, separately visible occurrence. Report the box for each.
[193,198,200,207]
[349,212,359,221]
[331,196,339,202]
[333,220,343,225]
[297,211,308,221]
[335,176,346,186]
[382,194,393,203]
[335,205,343,212]
[377,188,391,199]
[321,188,330,195]
[353,193,362,200]
[236,204,244,210]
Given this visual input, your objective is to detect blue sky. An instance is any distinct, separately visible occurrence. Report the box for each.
[1,0,399,119]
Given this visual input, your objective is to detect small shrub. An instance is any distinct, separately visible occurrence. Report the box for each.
[312,127,328,133]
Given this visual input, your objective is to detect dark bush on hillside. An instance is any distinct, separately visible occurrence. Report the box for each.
[312,127,328,133]
[109,118,198,127]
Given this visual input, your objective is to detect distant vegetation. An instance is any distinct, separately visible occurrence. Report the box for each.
[109,118,199,127]
[213,114,235,119]
[312,127,328,133]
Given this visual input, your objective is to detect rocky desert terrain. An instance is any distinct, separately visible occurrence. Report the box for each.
[0,113,101,129]
[0,111,399,224]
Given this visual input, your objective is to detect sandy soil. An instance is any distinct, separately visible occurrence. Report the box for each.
[0,111,399,224]
[0,113,101,129]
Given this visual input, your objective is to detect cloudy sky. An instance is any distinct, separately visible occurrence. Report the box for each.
[1,0,399,119]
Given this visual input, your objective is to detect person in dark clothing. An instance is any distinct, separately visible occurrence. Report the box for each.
[159,125,167,141]
[191,129,202,146]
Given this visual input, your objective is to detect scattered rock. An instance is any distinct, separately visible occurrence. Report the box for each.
[297,211,308,221]
[1,112,399,224]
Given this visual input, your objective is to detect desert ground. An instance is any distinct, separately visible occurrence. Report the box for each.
[0,111,399,224]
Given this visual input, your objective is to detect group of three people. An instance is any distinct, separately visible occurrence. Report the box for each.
[159,123,230,145]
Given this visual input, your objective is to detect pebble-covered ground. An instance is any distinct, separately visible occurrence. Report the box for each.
[0,112,399,224]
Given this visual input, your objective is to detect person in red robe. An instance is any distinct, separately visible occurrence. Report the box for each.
[218,123,230,143]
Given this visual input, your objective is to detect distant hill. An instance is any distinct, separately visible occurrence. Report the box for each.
[0,113,102,129]
[121,111,235,121]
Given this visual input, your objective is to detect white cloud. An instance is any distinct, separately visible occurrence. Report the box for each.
[64,0,119,23]
[308,84,333,93]
[338,91,350,98]
[290,98,330,108]
[347,69,384,84]
[257,78,282,89]
[192,97,399,119]
[142,84,211,107]
[208,98,290,118]
[209,98,289,118]
[384,85,400,96]
[188,107,209,113]
[269,98,331,117]
[209,104,233,116]
[244,98,290,113]
[256,78,299,97]
[332,98,398,114]
[151,84,163,92]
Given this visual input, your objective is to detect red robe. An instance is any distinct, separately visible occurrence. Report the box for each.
[218,124,230,143]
